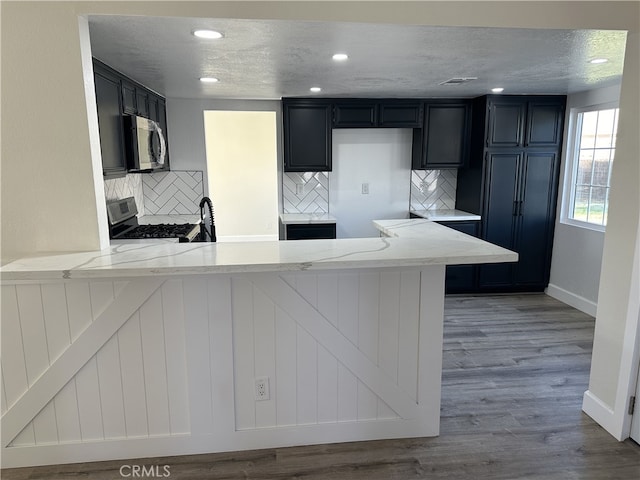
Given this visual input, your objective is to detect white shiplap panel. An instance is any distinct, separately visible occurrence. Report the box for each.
[316,344,338,423]
[294,273,317,307]
[15,285,49,386]
[54,380,82,443]
[253,285,277,428]
[118,313,149,438]
[75,357,105,441]
[16,285,57,444]
[296,326,317,425]
[398,271,421,402]
[161,280,190,435]
[357,381,378,421]
[182,277,213,436]
[337,274,359,344]
[65,282,93,341]
[10,424,35,447]
[96,336,126,440]
[1,285,29,410]
[40,283,71,363]
[275,307,297,427]
[317,273,339,327]
[357,272,379,364]
[208,276,235,434]
[357,273,379,420]
[33,402,58,444]
[232,277,255,431]
[337,365,357,422]
[1,365,7,415]
[378,271,401,419]
[89,282,115,321]
[140,290,171,437]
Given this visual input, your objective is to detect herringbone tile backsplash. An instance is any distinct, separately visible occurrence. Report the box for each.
[104,174,145,215]
[142,171,204,215]
[410,170,457,210]
[283,172,329,213]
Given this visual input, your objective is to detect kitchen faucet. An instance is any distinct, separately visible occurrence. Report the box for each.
[199,196,216,242]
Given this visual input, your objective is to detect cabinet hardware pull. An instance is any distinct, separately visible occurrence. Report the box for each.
[513,201,519,216]
[518,200,524,216]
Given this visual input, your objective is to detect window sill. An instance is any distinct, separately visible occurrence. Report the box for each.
[560,217,606,233]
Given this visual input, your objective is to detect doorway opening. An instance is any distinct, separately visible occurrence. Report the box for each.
[203,111,279,242]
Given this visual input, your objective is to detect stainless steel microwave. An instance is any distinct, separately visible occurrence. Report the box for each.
[125,115,166,171]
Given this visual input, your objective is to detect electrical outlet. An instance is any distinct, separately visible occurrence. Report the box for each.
[255,376,270,401]
[361,182,369,194]
[420,180,428,194]
[296,184,304,195]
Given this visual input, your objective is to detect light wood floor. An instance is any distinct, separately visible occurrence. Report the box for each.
[3,294,640,479]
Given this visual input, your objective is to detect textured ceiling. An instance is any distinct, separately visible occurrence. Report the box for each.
[88,16,627,99]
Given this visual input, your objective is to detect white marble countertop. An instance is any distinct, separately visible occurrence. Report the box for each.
[280,213,337,224]
[410,209,481,221]
[1,220,516,280]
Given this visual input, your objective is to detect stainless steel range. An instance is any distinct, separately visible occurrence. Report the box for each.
[107,197,201,243]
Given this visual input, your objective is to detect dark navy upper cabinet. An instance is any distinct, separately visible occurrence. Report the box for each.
[486,98,526,147]
[332,100,422,128]
[94,62,127,178]
[333,102,377,127]
[413,101,471,169]
[283,100,332,171]
[378,101,422,127]
[525,101,565,147]
[457,94,566,293]
[93,58,170,176]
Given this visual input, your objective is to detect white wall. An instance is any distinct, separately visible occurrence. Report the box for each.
[547,84,621,316]
[330,129,412,238]
[166,98,282,200]
[1,0,638,442]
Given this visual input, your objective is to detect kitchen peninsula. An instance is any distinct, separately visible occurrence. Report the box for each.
[0,221,516,468]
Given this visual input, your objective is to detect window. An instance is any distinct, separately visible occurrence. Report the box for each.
[563,105,619,229]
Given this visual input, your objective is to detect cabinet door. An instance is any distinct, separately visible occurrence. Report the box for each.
[284,102,332,171]
[487,99,525,147]
[121,81,136,115]
[438,221,479,292]
[286,223,336,240]
[525,101,565,147]
[136,90,149,118]
[378,102,422,127]
[148,94,160,123]
[513,152,558,287]
[478,152,521,288]
[333,103,377,127]
[420,102,470,169]
[94,68,127,177]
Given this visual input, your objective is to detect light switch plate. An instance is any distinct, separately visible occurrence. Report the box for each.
[362,183,369,194]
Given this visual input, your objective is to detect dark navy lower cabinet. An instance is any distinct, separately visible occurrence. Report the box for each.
[437,221,479,293]
[285,223,337,240]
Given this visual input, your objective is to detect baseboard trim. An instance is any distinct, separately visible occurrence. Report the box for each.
[582,390,623,440]
[545,284,597,317]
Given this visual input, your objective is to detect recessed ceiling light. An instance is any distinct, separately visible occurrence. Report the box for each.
[193,30,223,39]
[310,87,322,93]
[589,58,609,64]
[200,77,219,83]
[491,87,505,93]
[332,53,349,61]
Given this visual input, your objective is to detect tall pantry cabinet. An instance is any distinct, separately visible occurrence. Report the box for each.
[456,95,566,292]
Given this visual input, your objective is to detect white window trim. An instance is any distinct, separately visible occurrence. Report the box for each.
[560,101,618,233]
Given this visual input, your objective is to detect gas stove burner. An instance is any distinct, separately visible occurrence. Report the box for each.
[118,223,199,240]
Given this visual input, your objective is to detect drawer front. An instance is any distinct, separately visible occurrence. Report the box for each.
[286,223,337,240]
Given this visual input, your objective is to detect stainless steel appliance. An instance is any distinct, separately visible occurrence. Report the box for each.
[124,115,166,171]
[107,197,200,243]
